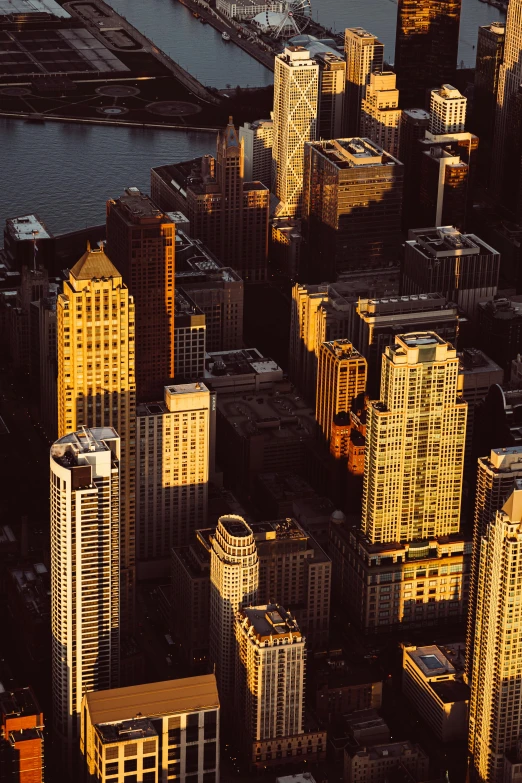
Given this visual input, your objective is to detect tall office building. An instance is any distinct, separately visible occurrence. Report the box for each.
[316,339,367,442]
[56,246,136,634]
[362,333,467,544]
[315,51,346,140]
[468,481,522,783]
[50,428,120,764]
[272,46,319,217]
[209,516,258,708]
[344,28,384,136]
[492,0,522,205]
[136,383,211,579]
[477,297,522,376]
[429,85,467,135]
[394,0,462,109]
[360,72,401,157]
[37,293,58,440]
[174,288,206,381]
[106,188,175,402]
[402,227,500,320]
[466,447,522,686]
[235,605,305,751]
[302,138,403,280]
[399,108,430,229]
[473,24,505,163]
[239,119,273,187]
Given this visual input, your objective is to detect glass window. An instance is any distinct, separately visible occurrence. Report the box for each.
[204,711,217,740]
[204,742,216,770]
[185,744,199,774]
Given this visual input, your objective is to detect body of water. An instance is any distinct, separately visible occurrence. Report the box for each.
[0,0,507,235]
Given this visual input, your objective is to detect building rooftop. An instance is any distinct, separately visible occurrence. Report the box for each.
[307,138,401,169]
[357,293,451,318]
[51,427,118,468]
[217,387,315,440]
[276,774,317,783]
[9,563,50,620]
[85,674,219,726]
[321,339,364,360]
[478,296,522,320]
[95,717,158,744]
[256,472,316,502]
[458,348,502,375]
[0,0,70,17]
[219,515,253,538]
[70,245,120,281]
[0,687,42,723]
[402,108,430,121]
[174,288,205,319]
[345,27,381,41]
[408,226,497,259]
[351,741,424,761]
[5,214,51,242]
[204,348,282,385]
[239,604,302,642]
[430,680,470,704]
[110,188,168,223]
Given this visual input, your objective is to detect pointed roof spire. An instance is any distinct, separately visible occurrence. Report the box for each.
[224,116,239,147]
[70,244,121,281]
[502,479,522,523]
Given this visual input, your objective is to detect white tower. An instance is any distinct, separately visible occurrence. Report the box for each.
[50,427,120,765]
[272,46,319,217]
[209,515,258,707]
[429,84,467,135]
[469,480,522,783]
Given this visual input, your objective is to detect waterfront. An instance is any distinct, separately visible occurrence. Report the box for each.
[0,0,507,235]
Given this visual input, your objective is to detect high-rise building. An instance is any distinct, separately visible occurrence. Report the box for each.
[209,515,258,708]
[315,51,346,140]
[136,383,211,578]
[239,119,273,188]
[466,447,522,687]
[57,247,135,621]
[477,297,522,376]
[344,28,384,136]
[32,292,58,440]
[491,0,522,206]
[394,0,462,109]
[174,289,206,381]
[360,72,401,157]
[105,188,174,402]
[81,675,220,783]
[172,533,212,671]
[399,108,431,230]
[353,294,459,397]
[51,428,120,763]
[272,46,319,217]
[402,227,500,320]
[302,138,403,280]
[3,214,54,273]
[362,332,467,544]
[429,84,467,135]
[473,23,505,173]
[235,605,305,749]
[56,246,136,634]
[315,339,367,442]
[468,481,522,783]
[0,688,44,783]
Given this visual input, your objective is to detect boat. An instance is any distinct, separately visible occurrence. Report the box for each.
[193,11,200,18]
[222,31,231,40]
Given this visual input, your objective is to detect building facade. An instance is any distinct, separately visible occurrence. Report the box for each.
[106,188,175,402]
[473,24,505,164]
[174,289,206,381]
[209,516,259,708]
[0,688,44,783]
[429,84,467,135]
[56,246,136,634]
[344,28,384,136]
[362,333,467,544]
[239,119,273,187]
[360,72,401,157]
[315,339,367,443]
[51,428,120,764]
[316,51,346,140]
[272,47,319,217]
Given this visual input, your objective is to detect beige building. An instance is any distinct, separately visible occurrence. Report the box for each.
[136,384,211,579]
[345,741,429,783]
[344,28,384,136]
[469,482,522,783]
[429,84,467,135]
[360,72,401,157]
[81,674,220,783]
[362,332,467,544]
[209,516,259,709]
[315,339,367,442]
[402,643,469,741]
[51,428,120,768]
[272,46,319,217]
[239,118,273,188]
[56,245,136,634]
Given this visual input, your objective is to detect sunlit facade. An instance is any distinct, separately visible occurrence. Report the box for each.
[344,28,384,136]
[360,72,401,157]
[316,339,367,442]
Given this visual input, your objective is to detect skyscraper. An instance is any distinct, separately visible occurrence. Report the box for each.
[315,51,346,140]
[362,332,467,544]
[316,339,367,442]
[239,119,273,188]
[302,138,403,280]
[344,28,384,136]
[209,515,258,708]
[429,84,467,135]
[56,245,136,634]
[468,481,522,783]
[466,447,522,686]
[235,605,305,751]
[399,108,430,229]
[272,46,319,217]
[394,0,462,109]
[473,23,505,177]
[360,72,401,157]
[492,0,522,205]
[50,428,120,764]
[136,383,211,578]
[105,188,175,402]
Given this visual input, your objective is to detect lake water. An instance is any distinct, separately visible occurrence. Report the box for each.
[0,0,506,235]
